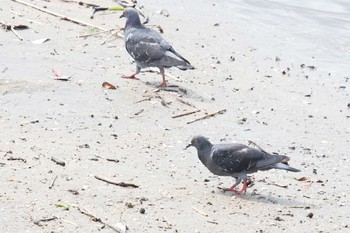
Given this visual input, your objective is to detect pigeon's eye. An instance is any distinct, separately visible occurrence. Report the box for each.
[194,139,198,144]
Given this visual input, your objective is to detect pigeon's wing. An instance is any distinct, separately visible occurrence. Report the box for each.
[211,144,285,173]
[125,28,169,63]
[125,28,193,69]
[211,144,263,174]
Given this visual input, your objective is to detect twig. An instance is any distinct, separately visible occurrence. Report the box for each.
[0,21,23,40]
[247,140,268,154]
[176,98,198,109]
[101,30,122,45]
[134,96,153,103]
[59,0,99,7]
[33,216,58,226]
[172,109,200,119]
[7,156,26,163]
[94,175,139,188]
[192,207,208,217]
[60,218,80,227]
[162,216,172,228]
[51,156,66,166]
[79,29,114,38]
[106,158,120,163]
[187,109,226,124]
[78,207,123,232]
[207,220,218,225]
[49,175,58,189]
[11,0,109,31]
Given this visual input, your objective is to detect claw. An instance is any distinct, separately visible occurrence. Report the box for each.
[121,74,140,80]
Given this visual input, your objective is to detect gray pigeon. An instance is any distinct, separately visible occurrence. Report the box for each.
[186,135,300,194]
[120,8,194,87]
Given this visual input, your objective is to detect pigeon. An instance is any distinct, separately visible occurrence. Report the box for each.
[120,8,194,87]
[186,135,300,194]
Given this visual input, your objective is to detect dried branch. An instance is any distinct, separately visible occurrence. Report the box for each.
[78,207,124,232]
[192,207,208,217]
[94,175,139,188]
[172,109,200,119]
[59,0,99,7]
[33,216,58,226]
[49,175,58,189]
[187,109,226,124]
[247,140,268,154]
[51,156,65,166]
[11,0,109,31]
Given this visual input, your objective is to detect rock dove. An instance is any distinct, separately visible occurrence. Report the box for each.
[186,135,300,194]
[120,8,194,87]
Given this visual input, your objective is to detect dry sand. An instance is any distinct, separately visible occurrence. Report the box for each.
[1,0,350,232]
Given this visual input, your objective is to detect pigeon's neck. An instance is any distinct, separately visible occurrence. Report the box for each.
[197,144,213,165]
[125,17,142,30]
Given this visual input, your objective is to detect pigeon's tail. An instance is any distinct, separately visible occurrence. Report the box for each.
[272,162,301,172]
[164,47,194,70]
[177,63,195,70]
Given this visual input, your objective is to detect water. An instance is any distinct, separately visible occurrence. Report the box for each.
[223,0,350,78]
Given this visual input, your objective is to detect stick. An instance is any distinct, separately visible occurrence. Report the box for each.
[176,98,198,109]
[33,216,58,226]
[106,158,120,163]
[49,175,58,189]
[51,156,66,166]
[207,220,218,225]
[7,156,26,163]
[187,109,226,124]
[247,140,269,154]
[11,0,109,31]
[101,30,122,45]
[94,175,139,188]
[172,109,200,119]
[79,29,114,38]
[192,207,208,217]
[78,207,122,233]
[60,218,80,227]
[59,0,99,7]
[162,216,172,228]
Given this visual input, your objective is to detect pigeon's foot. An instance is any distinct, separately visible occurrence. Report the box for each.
[233,180,249,195]
[219,184,239,193]
[247,176,255,188]
[158,81,167,88]
[122,74,140,80]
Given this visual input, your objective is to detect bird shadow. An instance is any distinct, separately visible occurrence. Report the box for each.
[217,188,313,207]
[142,81,214,102]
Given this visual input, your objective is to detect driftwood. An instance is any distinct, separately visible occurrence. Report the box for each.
[94,175,139,188]
[11,0,109,31]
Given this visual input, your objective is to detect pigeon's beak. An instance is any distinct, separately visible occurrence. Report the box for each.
[185,143,192,150]
[119,11,126,18]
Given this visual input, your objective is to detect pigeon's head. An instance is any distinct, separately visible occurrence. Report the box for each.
[186,135,212,150]
[120,8,141,27]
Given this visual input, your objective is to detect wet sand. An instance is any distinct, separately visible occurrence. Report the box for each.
[1,0,350,232]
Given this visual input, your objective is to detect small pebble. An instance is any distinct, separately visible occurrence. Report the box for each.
[140,208,145,214]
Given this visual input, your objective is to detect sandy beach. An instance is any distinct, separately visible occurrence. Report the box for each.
[1,0,350,232]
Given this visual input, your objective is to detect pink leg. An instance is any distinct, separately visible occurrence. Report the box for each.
[122,66,141,80]
[234,180,248,195]
[122,73,140,80]
[158,68,167,87]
